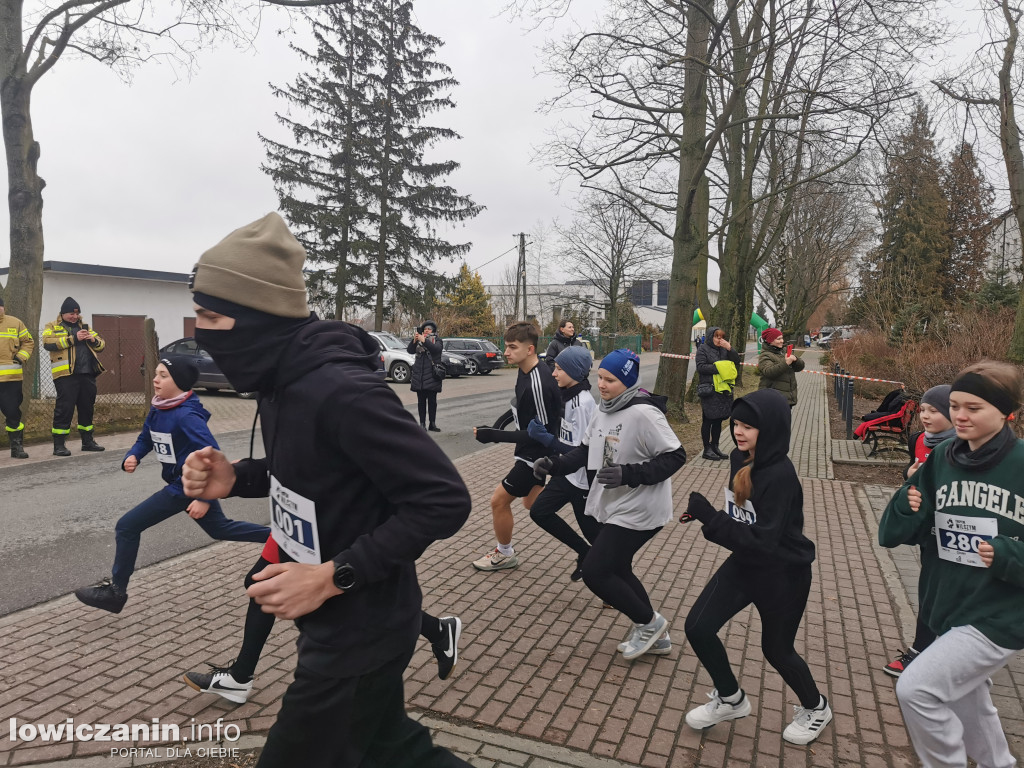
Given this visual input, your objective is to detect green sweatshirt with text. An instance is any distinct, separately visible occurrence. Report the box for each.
[879,438,1024,650]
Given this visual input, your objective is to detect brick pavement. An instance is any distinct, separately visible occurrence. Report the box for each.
[1,351,1015,768]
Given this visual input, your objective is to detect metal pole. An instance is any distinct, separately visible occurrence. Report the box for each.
[845,379,854,439]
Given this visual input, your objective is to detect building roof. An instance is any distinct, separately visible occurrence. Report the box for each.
[0,261,189,284]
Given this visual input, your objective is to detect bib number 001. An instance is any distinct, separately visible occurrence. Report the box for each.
[269,477,321,564]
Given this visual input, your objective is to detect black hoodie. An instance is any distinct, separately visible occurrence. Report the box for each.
[229,320,471,677]
[699,388,815,568]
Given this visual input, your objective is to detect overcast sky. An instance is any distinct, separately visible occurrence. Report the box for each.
[0,0,606,287]
[0,0,1005,295]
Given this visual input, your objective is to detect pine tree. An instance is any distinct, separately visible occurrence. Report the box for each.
[942,141,995,301]
[855,102,951,336]
[261,3,377,320]
[261,1,482,327]
[438,264,496,336]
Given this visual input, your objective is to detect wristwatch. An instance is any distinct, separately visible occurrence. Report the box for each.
[332,561,356,591]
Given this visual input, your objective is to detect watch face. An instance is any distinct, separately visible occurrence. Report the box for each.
[334,564,355,590]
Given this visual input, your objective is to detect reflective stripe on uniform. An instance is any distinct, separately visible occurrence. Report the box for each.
[51,363,70,374]
[51,428,71,435]
[5,422,24,432]
[77,425,94,432]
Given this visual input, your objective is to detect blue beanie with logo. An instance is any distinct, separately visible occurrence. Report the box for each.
[555,346,592,383]
[599,348,641,388]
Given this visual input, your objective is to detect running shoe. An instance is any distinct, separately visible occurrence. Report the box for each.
[472,547,519,571]
[618,630,671,655]
[431,617,462,681]
[183,663,253,704]
[782,698,833,745]
[883,648,919,678]
[74,578,127,614]
[685,690,752,729]
[622,612,669,660]
[570,554,585,582]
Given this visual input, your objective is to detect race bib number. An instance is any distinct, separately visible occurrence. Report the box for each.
[935,513,997,568]
[270,476,321,564]
[724,489,757,525]
[150,431,176,465]
[588,434,619,470]
[560,417,573,444]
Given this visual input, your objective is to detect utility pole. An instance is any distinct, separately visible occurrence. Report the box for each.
[514,232,528,321]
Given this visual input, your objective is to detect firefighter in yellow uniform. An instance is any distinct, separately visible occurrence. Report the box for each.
[0,296,34,459]
[41,297,106,456]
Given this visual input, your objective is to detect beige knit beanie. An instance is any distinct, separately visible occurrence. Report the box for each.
[192,212,309,318]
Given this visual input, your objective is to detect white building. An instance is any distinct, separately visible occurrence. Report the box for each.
[987,210,1023,283]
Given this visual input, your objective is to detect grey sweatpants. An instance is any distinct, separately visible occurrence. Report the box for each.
[896,624,1017,768]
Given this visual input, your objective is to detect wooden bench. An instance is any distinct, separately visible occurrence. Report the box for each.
[854,399,918,457]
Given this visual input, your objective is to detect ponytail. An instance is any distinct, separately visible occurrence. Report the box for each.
[733,447,755,507]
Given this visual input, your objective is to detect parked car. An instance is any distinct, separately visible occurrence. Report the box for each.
[368,331,467,382]
[441,338,504,375]
[157,337,256,398]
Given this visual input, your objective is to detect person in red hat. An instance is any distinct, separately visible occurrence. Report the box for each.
[757,328,804,408]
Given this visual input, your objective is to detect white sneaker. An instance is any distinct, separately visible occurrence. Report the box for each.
[685,690,752,730]
[618,630,671,655]
[183,664,253,704]
[472,547,519,571]
[782,699,833,745]
[622,612,669,660]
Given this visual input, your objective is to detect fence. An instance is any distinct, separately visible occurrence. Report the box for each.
[18,319,157,444]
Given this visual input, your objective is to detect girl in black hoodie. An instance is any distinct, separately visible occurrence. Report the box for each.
[680,388,832,746]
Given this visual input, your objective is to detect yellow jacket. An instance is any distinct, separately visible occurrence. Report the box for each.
[41,315,105,380]
[0,310,34,383]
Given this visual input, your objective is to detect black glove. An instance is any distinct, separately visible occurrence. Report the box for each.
[685,491,718,523]
[533,456,555,481]
[596,463,624,488]
[474,427,501,444]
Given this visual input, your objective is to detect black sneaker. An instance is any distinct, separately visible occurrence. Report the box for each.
[570,554,585,582]
[431,616,462,681]
[183,662,253,704]
[883,648,920,678]
[428,425,441,432]
[74,578,127,614]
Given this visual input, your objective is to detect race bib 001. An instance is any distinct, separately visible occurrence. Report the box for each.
[150,431,176,465]
[935,513,997,568]
[270,476,321,564]
[724,489,757,525]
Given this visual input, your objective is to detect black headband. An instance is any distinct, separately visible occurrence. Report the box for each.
[950,372,1020,416]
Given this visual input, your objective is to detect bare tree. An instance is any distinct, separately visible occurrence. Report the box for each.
[555,192,667,333]
[758,175,869,337]
[527,0,939,412]
[933,0,1024,359]
[0,0,340,400]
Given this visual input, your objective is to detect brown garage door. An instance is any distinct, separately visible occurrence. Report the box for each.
[92,315,146,395]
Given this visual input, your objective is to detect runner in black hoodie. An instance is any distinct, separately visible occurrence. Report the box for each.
[181,213,472,768]
[681,388,832,746]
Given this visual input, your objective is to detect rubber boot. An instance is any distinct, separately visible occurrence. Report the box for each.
[53,434,72,457]
[9,430,28,459]
[80,430,105,452]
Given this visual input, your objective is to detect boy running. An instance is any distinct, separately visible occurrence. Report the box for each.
[472,322,562,571]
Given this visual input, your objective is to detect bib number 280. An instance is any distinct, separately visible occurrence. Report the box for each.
[935,513,996,568]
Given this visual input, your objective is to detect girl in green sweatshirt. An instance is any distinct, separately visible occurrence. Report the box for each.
[879,360,1024,768]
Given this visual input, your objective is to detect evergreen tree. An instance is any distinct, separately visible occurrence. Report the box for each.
[942,142,995,301]
[438,264,496,336]
[261,3,377,320]
[855,102,951,336]
[261,1,482,329]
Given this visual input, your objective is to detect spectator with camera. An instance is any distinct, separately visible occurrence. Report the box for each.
[408,320,444,432]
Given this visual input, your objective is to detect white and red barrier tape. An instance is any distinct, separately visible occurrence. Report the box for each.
[657,352,905,388]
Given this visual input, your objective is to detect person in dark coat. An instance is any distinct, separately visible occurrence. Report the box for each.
[695,327,741,461]
[544,319,582,366]
[408,320,443,431]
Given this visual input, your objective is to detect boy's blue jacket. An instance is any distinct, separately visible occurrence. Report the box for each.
[123,393,218,496]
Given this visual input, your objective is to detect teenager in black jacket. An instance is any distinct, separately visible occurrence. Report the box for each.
[681,389,832,746]
[182,213,471,768]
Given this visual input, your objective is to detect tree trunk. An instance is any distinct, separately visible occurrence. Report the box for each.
[655,0,713,419]
[0,70,46,402]
[373,3,397,332]
[1001,1,1024,360]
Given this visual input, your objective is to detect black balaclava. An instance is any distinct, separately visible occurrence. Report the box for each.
[193,291,314,393]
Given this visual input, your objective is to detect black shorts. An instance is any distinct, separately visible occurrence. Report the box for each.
[501,461,544,498]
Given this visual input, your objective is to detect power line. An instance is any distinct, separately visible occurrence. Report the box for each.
[469,244,519,273]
